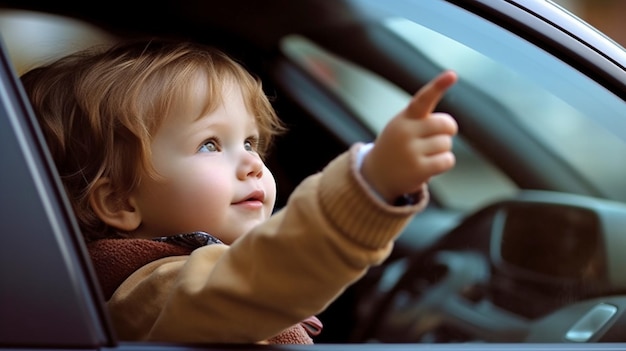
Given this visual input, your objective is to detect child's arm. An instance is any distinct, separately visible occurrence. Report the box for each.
[108,71,458,345]
[361,70,458,204]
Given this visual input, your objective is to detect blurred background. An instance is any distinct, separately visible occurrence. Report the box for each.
[552,0,626,47]
[0,0,624,75]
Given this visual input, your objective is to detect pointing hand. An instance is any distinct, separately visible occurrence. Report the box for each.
[361,70,458,204]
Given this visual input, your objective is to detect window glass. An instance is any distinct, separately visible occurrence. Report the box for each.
[281,35,518,211]
[282,0,626,210]
[0,10,115,74]
[385,17,626,202]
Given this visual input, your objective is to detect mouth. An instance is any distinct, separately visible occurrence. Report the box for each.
[233,190,265,206]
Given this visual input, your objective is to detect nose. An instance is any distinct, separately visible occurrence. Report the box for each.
[237,151,264,180]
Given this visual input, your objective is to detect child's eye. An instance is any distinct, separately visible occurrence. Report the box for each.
[244,137,259,152]
[198,139,219,153]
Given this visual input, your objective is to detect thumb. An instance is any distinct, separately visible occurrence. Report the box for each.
[407,70,457,119]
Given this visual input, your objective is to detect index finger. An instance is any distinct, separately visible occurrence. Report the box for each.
[407,70,457,119]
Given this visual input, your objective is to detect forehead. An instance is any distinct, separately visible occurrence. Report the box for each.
[161,70,223,122]
[165,73,254,125]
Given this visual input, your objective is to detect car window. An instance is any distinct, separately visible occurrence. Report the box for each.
[0,9,115,74]
[281,34,518,212]
[3,0,626,349]
[281,1,626,213]
[383,15,626,201]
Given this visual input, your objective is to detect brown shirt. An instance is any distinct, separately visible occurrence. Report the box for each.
[101,144,428,344]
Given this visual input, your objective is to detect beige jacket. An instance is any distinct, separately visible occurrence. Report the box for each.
[105,143,428,343]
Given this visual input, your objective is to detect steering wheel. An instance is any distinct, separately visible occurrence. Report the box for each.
[363,249,626,343]
[355,191,626,343]
[367,250,530,342]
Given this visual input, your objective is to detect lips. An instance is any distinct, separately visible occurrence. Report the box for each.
[234,189,265,205]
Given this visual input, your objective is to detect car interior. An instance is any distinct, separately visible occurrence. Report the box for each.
[2,0,626,349]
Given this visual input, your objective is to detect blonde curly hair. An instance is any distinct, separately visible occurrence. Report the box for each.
[21,39,284,241]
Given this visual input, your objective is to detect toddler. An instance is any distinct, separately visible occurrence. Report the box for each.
[20,39,458,344]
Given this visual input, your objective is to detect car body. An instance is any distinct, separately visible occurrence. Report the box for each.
[1,0,626,350]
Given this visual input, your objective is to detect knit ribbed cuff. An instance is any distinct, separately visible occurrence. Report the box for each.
[317,143,428,249]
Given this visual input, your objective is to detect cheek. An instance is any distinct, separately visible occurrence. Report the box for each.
[167,169,232,216]
[262,165,277,212]
[136,167,233,235]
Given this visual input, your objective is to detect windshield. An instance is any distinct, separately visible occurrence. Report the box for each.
[384,17,626,202]
[283,0,626,212]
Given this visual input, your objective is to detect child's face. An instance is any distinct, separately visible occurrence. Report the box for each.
[129,79,277,244]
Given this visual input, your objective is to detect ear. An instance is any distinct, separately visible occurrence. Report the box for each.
[89,178,141,232]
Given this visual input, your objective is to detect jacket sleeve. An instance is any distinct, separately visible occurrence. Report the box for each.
[107,143,429,343]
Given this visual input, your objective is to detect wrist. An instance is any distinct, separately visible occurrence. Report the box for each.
[393,191,423,206]
[357,143,422,206]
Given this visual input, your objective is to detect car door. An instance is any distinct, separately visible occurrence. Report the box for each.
[0,34,220,351]
[0,35,112,349]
